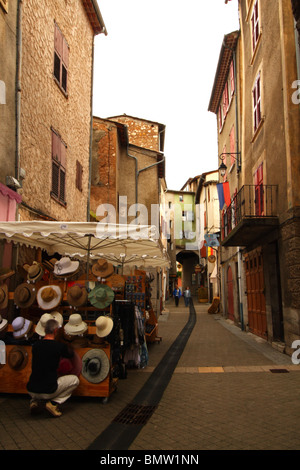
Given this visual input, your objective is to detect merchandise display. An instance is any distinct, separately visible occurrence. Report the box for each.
[0,253,160,402]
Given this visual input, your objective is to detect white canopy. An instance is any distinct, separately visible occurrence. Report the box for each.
[0,221,170,269]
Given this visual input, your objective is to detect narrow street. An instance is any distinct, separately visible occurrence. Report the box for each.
[0,298,299,453]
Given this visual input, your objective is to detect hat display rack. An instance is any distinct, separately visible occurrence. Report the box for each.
[0,250,158,401]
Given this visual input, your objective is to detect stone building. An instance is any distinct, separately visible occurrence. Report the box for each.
[91,114,165,226]
[90,114,167,315]
[17,0,106,222]
[210,0,300,356]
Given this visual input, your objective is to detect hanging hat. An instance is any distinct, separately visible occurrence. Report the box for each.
[12,316,33,340]
[92,259,114,278]
[35,311,63,336]
[81,349,110,384]
[64,313,88,336]
[42,258,59,272]
[26,262,44,282]
[8,346,28,370]
[57,351,82,378]
[0,268,15,282]
[0,314,8,333]
[88,285,115,310]
[0,284,8,309]
[95,315,114,338]
[106,274,125,290]
[37,285,62,310]
[14,283,36,309]
[67,285,88,307]
[54,257,79,277]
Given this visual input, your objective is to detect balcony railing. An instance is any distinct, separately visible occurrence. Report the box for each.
[221,185,278,243]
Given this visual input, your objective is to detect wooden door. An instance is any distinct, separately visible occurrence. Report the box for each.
[227,266,235,321]
[245,248,267,339]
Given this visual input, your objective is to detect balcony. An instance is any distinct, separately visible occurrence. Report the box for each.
[221,185,279,247]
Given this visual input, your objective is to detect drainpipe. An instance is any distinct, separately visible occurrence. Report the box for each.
[87,37,95,221]
[15,0,23,183]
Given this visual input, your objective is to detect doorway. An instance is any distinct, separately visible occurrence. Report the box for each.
[245,248,267,339]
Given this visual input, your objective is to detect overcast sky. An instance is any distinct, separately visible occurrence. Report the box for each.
[93,0,240,191]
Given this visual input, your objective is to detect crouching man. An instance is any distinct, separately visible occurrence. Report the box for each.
[27,318,79,417]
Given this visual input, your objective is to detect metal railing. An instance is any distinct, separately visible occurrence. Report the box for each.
[222,185,278,239]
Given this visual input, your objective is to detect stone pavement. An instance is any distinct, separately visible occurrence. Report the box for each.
[1,298,300,452]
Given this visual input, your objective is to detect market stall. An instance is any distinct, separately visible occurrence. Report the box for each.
[0,221,170,402]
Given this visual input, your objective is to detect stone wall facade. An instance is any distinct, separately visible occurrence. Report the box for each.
[19,0,94,222]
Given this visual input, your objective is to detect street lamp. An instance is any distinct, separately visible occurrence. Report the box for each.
[218,152,241,177]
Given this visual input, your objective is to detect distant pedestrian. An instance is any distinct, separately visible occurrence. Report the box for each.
[173,287,181,307]
[183,286,191,307]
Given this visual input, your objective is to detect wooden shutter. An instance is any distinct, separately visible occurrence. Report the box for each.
[76,160,83,192]
[253,73,261,131]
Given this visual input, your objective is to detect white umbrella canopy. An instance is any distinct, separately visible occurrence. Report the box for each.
[0,221,170,270]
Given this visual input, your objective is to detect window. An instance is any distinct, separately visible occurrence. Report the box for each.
[218,60,235,131]
[76,160,83,192]
[251,0,260,53]
[51,129,67,204]
[54,23,69,94]
[229,60,235,97]
[252,73,262,132]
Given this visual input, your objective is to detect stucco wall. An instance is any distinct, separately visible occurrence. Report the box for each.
[19,0,94,222]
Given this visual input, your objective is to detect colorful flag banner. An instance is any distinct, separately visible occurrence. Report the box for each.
[217,182,231,209]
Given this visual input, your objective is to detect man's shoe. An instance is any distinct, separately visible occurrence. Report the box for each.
[45,401,62,417]
[30,400,43,416]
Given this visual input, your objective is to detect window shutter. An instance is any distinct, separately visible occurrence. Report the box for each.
[52,161,59,198]
[230,126,235,165]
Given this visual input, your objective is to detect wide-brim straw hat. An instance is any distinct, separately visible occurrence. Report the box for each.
[88,285,115,309]
[35,311,63,336]
[81,349,110,384]
[95,315,114,338]
[67,284,88,307]
[12,316,33,340]
[0,284,8,309]
[26,262,44,283]
[14,283,36,309]
[54,257,79,277]
[92,259,114,278]
[106,274,125,290]
[0,268,15,282]
[8,346,28,370]
[42,258,59,272]
[37,285,62,310]
[64,313,88,336]
[0,314,8,333]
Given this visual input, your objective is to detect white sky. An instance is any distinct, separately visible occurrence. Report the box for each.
[93,0,240,191]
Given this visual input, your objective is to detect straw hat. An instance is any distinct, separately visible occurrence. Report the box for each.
[37,285,62,310]
[0,314,8,333]
[35,311,63,336]
[81,349,110,384]
[106,274,125,290]
[67,285,88,307]
[0,284,8,309]
[8,346,28,370]
[54,257,79,277]
[0,268,15,282]
[12,316,33,340]
[92,259,114,278]
[26,262,44,282]
[14,283,36,309]
[95,315,114,338]
[88,285,115,310]
[64,313,88,336]
[42,258,59,272]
